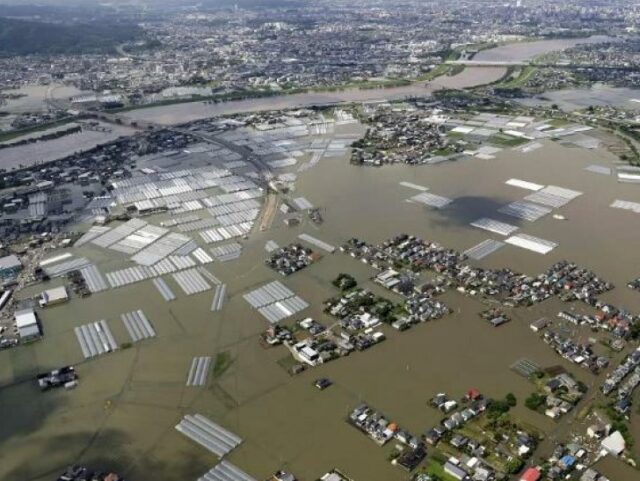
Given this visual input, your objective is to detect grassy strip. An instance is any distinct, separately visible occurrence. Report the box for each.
[488,134,529,147]
[497,66,538,89]
[418,457,459,481]
[212,351,233,379]
[110,77,414,114]
[0,117,74,143]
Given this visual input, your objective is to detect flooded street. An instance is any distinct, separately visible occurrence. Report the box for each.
[1,123,640,481]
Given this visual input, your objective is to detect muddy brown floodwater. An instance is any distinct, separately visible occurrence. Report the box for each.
[1,122,639,481]
[0,36,637,481]
[122,35,612,127]
[123,67,507,125]
[473,36,613,62]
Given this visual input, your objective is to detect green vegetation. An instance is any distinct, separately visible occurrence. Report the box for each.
[630,320,640,340]
[488,133,529,147]
[418,64,455,81]
[487,394,517,419]
[614,127,640,166]
[448,64,466,76]
[506,458,525,474]
[0,118,74,143]
[212,351,233,378]
[433,146,457,156]
[446,131,465,140]
[548,117,569,127]
[525,392,547,411]
[496,66,538,89]
[332,273,358,291]
[0,16,144,56]
[603,402,635,448]
[343,78,412,90]
[419,456,458,481]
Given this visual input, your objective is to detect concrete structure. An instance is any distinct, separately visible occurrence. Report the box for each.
[15,308,41,341]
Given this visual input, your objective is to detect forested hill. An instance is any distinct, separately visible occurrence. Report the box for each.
[0,16,143,56]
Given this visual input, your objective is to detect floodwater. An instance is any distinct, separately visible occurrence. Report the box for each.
[0,84,89,114]
[124,67,508,125]
[474,35,614,62]
[518,84,640,112]
[123,37,613,126]
[0,122,136,170]
[2,124,640,481]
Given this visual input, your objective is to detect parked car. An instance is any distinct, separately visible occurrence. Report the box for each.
[314,378,332,390]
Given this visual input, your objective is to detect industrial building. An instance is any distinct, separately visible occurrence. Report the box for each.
[39,286,69,308]
[14,308,41,341]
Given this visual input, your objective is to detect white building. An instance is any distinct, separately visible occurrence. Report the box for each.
[15,308,41,341]
[601,431,625,456]
[39,286,69,307]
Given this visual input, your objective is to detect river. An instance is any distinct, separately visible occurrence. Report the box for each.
[473,35,614,62]
[123,67,507,125]
[122,35,613,126]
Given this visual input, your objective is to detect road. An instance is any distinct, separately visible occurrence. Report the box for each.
[171,127,273,182]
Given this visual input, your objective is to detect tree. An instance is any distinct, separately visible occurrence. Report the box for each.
[506,458,524,474]
[525,392,546,411]
[487,399,511,418]
[506,393,517,407]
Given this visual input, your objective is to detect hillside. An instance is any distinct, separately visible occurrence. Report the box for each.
[0,16,143,56]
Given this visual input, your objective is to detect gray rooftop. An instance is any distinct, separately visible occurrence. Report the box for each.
[0,254,22,271]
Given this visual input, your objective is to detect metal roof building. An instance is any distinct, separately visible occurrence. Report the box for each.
[15,308,41,341]
[39,286,69,307]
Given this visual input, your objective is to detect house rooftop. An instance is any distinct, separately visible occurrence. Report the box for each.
[519,467,541,481]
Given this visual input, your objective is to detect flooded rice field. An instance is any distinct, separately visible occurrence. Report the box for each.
[1,119,640,481]
[0,122,136,170]
[0,84,89,114]
[518,84,640,112]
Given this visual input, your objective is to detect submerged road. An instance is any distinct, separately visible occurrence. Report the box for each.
[172,127,273,182]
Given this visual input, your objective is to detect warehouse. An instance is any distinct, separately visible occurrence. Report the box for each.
[15,308,41,341]
[39,286,69,308]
